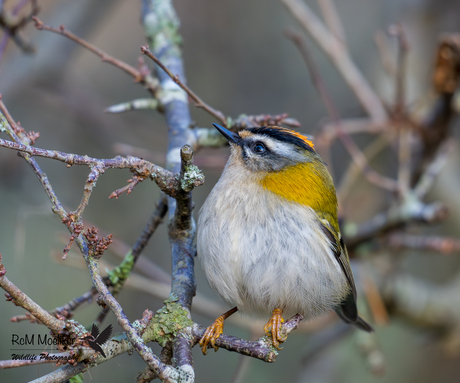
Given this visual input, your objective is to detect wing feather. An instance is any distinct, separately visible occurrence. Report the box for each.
[96,324,113,345]
[319,219,356,299]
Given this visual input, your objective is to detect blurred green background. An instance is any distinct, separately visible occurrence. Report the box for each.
[1,0,460,382]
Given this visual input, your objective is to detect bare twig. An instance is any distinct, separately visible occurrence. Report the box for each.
[281,0,387,123]
[389,24,412,195]
[106,98,159,113]
[0,135,198,198]
[337,133,393,203]
[231,113,301,129]
[32,17,159,93]
[374,31,397,77]
[385,233,460,254]
[390,24,409,111]
[140,45,226,125]
[316,0,346,46]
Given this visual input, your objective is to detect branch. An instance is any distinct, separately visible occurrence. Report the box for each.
[0,135,200,198]
[106,98,159,113]
[281,0,387,123]
[142,0,199,378]
[191,314,304,362]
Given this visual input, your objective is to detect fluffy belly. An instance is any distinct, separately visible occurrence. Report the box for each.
[198,192,349,319]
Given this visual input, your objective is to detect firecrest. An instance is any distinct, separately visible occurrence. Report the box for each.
[197,123,372,354]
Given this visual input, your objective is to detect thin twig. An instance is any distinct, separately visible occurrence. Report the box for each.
[337,133,394,203]
[389,24,412,195]
[231,113,301,129]
[385,233,460,254]
[374,31,397,77]
[281,0,387,123]
[140,45,226,125]
[389,24,409,111]
[32,17,159,92]
[316,0,346,46]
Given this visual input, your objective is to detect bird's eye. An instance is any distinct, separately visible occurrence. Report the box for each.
[252,142,266,154]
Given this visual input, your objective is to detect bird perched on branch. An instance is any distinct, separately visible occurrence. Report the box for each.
[197,123,373,354]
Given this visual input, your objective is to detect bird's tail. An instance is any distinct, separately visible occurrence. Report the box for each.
[335,306,374,332]
[354,315,374,332]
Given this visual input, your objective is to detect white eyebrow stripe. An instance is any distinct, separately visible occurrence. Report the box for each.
[245,134,308,163]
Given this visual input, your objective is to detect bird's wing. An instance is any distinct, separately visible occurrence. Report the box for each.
[319,218,359,323]
[91,324,100,338]
[90,343,106,358]
[96,324,112,346]
[318,217,374,332]
[319,219,356,299]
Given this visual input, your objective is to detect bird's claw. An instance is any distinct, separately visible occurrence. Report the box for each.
[263,308,286,350]
[199,315,225,355]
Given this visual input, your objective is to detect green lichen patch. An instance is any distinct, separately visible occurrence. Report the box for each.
[67,320,91,339]
[69,373,84,383]
[143,298,193,347]
[107,252,134,286]
[181,164,204,192]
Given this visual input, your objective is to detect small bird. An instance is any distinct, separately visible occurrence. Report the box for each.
[82,324,112,358]
[197,123,372,354]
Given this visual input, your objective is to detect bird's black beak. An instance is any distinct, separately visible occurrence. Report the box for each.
[212,123,242,145]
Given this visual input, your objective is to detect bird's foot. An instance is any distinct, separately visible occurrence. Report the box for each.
[263,308,286,350]
[199,315,225,355]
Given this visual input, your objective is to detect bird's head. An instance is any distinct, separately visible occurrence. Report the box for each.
[212,123,318,173]
[212,123,338,224]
